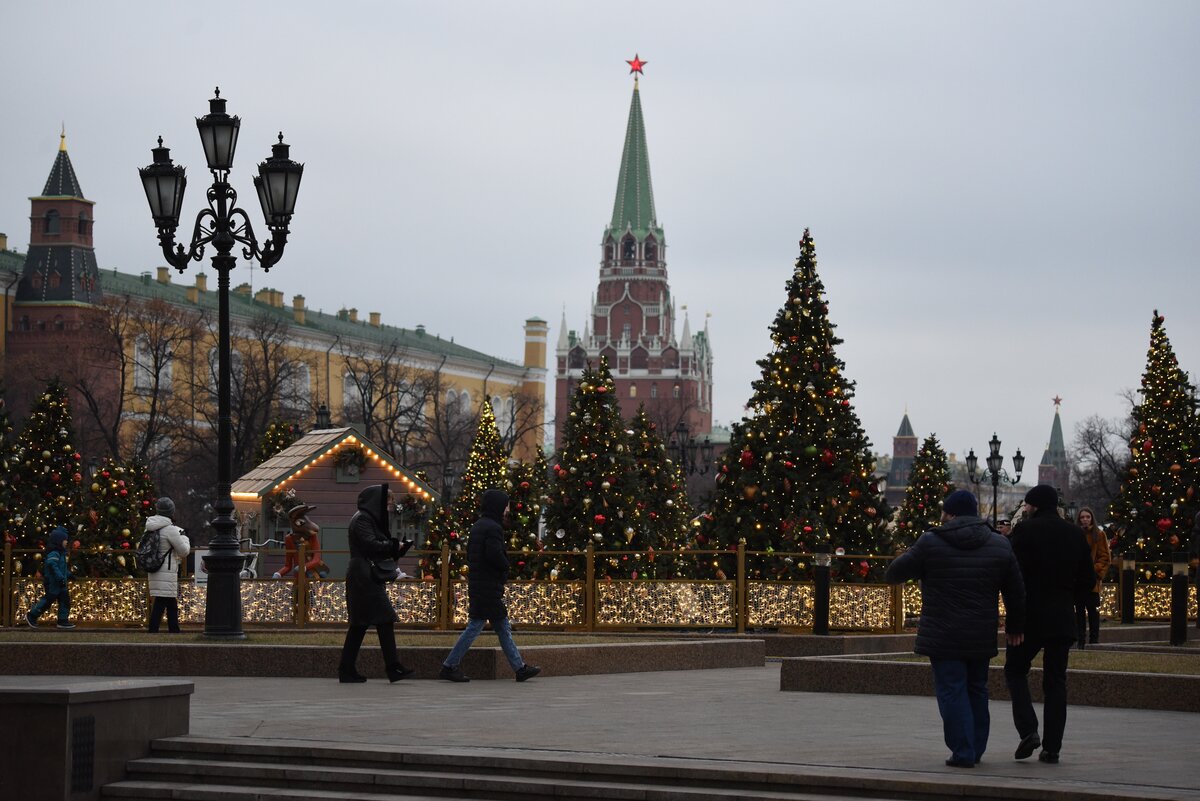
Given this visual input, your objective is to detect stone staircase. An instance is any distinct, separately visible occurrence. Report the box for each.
[99,736,1107,801]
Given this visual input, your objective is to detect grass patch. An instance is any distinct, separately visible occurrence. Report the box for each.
[859,650,1200,676]
[0,630,632,647]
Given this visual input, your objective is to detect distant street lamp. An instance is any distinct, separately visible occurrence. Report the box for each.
[965,433,1024,527]
[139,88,303,639]
[671,421,714,476]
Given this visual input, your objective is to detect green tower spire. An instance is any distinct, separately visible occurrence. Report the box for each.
[608,79,663,242]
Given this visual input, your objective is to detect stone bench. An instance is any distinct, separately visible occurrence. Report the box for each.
[0,677,192,801]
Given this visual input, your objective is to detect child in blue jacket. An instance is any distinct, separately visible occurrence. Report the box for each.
[26,527,75,629]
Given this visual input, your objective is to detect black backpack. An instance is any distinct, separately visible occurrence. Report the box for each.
[136,528,167,572]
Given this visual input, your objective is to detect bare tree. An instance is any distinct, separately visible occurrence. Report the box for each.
[490,384,547,458]
[1070,398,1136,520]
[413,360,477,492]
[340,339,434,464]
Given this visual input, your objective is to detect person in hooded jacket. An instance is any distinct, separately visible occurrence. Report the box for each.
[1005,484,1106,764]
[26,527,75,629]
[339,483,414,683]
[885,489,1025,769]
[145,497,191,633]
[439,488,541,683]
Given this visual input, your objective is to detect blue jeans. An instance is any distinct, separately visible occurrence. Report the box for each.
[930,657,991,764]
[444,616,524,672]
[30,590,70,624]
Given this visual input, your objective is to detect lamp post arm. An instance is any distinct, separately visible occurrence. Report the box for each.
[228,206,288,272]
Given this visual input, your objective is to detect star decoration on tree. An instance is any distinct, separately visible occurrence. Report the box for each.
[626,54,647,75]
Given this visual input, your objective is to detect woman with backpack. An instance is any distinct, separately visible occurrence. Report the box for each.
[143,497,191,633]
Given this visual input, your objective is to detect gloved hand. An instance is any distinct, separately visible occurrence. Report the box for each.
[397,538,415,558]
[389,538,402,559]
[272,572,282,579]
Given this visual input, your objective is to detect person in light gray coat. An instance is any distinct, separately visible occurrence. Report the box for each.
[145,497,191,633]
[886,490,1026,769]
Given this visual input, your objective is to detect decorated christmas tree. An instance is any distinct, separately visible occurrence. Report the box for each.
[8,380,86,574]
[419,398,508,580]
[82,457,157,576]
[253,419,302,465]
[505,447,549,579]
[544,358,639,578]
[698,231,891,581]
[1108,310,1200,577]
[894,434,953,543]
[628,405,694,578]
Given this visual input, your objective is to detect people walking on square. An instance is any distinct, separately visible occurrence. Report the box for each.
[439,488,541,683]
[273,503,330,580]
[1073,507,1110,648]
[338,483,414,683]
[1004,484,1095,764]
[145,497,191,633]
[26,527,75,629]
[885,489,1025,768]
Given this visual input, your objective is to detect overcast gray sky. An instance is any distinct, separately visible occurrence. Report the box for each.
[3,1,1198,469]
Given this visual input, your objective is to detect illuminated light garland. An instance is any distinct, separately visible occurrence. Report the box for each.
[595,581,734,626]
[451,581,585,626]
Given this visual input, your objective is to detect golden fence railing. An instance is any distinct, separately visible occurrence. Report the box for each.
[2,545,1195,630]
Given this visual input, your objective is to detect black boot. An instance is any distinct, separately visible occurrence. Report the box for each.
[339,626,368,682]
[377,623,412,682]
[386,664,415,682]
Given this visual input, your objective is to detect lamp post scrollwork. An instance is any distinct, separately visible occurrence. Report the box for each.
[965,433,1024,528]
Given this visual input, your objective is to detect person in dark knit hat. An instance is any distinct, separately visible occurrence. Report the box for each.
[1004,484,1095,765]
[886,489,1025,768]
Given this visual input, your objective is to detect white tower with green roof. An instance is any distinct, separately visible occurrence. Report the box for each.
[554,61,713,447]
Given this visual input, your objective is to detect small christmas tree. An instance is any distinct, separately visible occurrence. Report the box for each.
[1108,310,1200,577]
[254,419,301,465]
[8,380,85,570]
[420,398,508,580]
[699,231,891,581]
[544,358,639,578]
[894,434,952,543]
[628,405,694,578]
[82,457,157,576]
[505,447,549,578]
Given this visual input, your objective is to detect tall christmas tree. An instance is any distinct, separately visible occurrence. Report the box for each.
[505,447,549,579]
[253,419,301,465]
[699,231,891,581]
[9,380,85,569]
[419,398,508,579]
[894,434,953,543]
[1108,310,1200,576]
[544,358,639,578]
[83,457,157,576]
[628,405,694,578]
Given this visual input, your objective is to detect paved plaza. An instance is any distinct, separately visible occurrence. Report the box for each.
[181,661,1198,800]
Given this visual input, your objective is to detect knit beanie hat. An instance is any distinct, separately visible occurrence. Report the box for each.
[1024,484,1059,510]
[942,489,978,517]
[155,497,176,517]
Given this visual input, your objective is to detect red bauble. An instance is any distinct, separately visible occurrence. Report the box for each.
[51,472,60,482]
[597,386,608,394]
[1142,439,1153,452]
[520,481,530,490]
[1156,517,1173,533]
[594,513,607,524]
[121,542,131,549]
[102,471,110,478]
[820,449,835,466]
[119,489,128,497]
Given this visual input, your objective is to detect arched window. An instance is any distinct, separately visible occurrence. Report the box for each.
[644,238,658,262]
[78,212,90,235]
[491,395,502,423]
[48,271,61,289]
[673,384,681,399]
[622,237,636,261]
[43,210,60,234]
[343,372,363,412]
[284,364,311,410]
[630,346,648,370]
[605,242,615,262]
[31,272,43,290]
[208,348,244,395]
[134,335,154,391]
[459,391,471,416]
[629,385,637,398]
[650,383,658,398]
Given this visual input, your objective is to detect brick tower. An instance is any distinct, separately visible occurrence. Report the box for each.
[554,70,713,447]
[1038,396,1071,499]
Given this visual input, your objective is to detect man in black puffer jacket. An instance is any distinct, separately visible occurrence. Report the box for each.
[1004,484,1095,765]
[886,490,1025,769]
[439,488,541,683]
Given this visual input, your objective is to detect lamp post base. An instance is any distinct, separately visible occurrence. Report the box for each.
[201,550,247,639]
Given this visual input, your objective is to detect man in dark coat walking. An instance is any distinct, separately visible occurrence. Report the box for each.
[1004,484,1095,764]
[439,488,540,683]
[886,490,1026,768]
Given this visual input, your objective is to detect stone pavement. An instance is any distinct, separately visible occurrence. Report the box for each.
[185,661,1200,800]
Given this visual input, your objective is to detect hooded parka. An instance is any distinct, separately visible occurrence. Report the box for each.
[344,484,399,627]
[144,515,191,598]
[467,488,510,620]
[886,516,1026,659]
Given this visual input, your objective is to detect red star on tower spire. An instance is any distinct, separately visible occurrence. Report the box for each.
[1052,395,1063,408]
[626,54,647,75]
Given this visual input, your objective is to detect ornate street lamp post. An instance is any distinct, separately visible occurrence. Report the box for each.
[965,433,1025,527]
[671,421,714,476]
[139,88,303,638]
